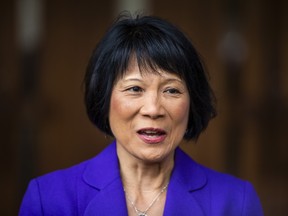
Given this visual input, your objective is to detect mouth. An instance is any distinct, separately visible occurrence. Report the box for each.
[137,128,167,144]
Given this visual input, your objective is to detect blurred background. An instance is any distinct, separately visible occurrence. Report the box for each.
[1,0,287,215]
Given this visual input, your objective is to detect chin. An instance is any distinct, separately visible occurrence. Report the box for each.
[141,151,170,163]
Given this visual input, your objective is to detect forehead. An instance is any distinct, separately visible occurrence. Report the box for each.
[119,57,184,82]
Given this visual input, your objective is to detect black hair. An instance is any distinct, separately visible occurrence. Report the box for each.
[84,13,216,140]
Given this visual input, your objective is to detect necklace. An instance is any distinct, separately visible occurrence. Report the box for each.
[125,183,168,216]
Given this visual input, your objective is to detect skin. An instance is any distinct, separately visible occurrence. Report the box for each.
[109,59,190,215]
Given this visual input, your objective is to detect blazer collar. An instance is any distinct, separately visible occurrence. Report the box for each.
[83,142,207,190]
[163,148,208,216]
[83,141,128,215]
[82,142,208,215]
[172,147,207,191]
[83,141,120,190]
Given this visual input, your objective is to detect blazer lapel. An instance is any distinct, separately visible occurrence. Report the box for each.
[81,143,209,216]
[82,142,128,216]
[83,178,127,215]
[163,148,209,216]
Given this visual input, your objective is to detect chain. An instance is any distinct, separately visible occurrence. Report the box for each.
[125,183,168,216]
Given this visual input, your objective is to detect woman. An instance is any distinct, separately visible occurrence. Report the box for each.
[20,14,263,216]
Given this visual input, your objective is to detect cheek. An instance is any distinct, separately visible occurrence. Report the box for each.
[109,92,136,124]
[172,99,190,124]
[109,94,127,136]
[111,98,128,117]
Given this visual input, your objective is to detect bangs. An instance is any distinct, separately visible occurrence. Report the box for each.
[112,20,188,80]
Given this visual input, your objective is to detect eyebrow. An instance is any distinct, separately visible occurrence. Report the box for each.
[164,78,183,84]
[122,78,142,82]
[122,77,183,84]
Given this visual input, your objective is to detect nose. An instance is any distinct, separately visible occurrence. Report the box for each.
[140,93,165,119]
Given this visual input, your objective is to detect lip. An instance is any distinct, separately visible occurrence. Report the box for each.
[137,127,167,144]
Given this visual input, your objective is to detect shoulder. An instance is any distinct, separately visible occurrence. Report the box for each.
[200,163,246,190]
[31,142,117,190]
[202,165,263,216]
[174,148,264,216]
[35,158,90,187]
[19,143,117,215]
[175,147,252,189]
[19,158,92,215]
[175,147,246,189]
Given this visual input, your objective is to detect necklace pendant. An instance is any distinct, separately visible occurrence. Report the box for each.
[138,213,147,216]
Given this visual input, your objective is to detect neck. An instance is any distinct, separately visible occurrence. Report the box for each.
[121,162,172,193]
[117,148,174,193]
[117,145,174,216]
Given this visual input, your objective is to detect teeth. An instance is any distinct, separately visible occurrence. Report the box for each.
[145,133,159,137]
[139,130,164,135]
[145,131,157,134]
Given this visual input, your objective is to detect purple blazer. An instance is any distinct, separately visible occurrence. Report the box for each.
[19,142,263,215]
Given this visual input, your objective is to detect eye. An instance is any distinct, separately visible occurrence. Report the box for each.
[126,86,143,93]
[164,88,181,94]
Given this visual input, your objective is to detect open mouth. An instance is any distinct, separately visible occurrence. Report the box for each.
[137,128,167,144]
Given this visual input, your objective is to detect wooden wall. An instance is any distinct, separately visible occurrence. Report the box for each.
[1,0,287,215]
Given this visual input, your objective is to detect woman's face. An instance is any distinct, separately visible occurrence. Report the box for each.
[109,60,190,163]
